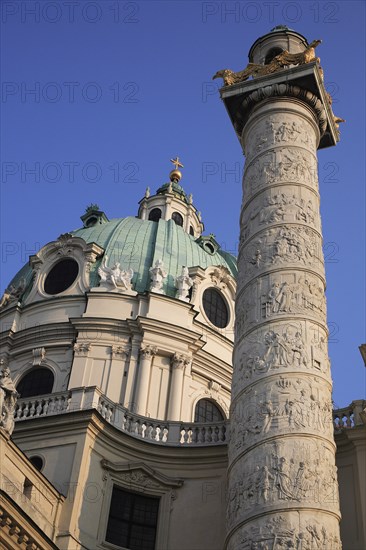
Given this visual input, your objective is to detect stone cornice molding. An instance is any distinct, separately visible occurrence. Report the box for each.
[134,317,205,352]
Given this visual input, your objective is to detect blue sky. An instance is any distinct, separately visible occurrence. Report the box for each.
[1,0,365,407]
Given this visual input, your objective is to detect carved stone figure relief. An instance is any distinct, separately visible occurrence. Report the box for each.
[309,327,331,373]
[227,440,339,528]
[238,226,323,285]
[235,322,329,384]
[0,362,18,435]
[230,515,342,550]
[245,117,317,158]
[230,376,333,453]
[149,259,167,294]
[235,286,257,336]
[0,278,27,311]
[262,274,326,320]
[241,191,319,240]
[236,273,326,337]
[244,148,318,197]
[174,266,193,302]
[118,470,161,489]
[98,256,134,292]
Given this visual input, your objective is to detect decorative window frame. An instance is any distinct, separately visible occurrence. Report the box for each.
[188,266,236,335]
[25,234,104,303]
[99,461,184,550]
[190,387,229,422]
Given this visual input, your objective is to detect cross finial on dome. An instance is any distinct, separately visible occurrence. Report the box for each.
[170,156,184,170]
[169,156,184,183]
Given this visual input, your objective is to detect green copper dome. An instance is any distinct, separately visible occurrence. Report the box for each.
[5,213,237,303]
[71,216,237,297]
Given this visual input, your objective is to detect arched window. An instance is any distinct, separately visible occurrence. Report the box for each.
[148,208,162,222]
[194,399,224,423]
[202,288,229,328]
[171,212,183,227]
[16,368,54,398]
[189,226,195,236]
[264,47,283,64]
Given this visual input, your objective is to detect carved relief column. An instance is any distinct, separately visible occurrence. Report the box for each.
[167,353,190,421]
[217,31,342,549]
[134,344,157,416]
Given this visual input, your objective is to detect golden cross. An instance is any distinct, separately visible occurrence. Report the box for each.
[170,157,184,170]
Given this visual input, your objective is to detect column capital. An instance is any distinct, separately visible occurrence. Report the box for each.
[140,344,158,359]
[110,345,130,358]
[171,352,191,370]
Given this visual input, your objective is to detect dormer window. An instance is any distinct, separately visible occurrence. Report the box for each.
[196,235,219,255]
[172,212,183,227]
[80,205,109,228]
[149,208,162,222]
[85,216,98,227]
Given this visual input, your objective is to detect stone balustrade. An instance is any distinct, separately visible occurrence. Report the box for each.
[14,386,228,446]
[15,390,71,420]
[333,400,366,431]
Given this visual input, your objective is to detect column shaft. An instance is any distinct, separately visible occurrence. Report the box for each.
[167,353,189,420]
[134,345,156,416]
[227,98,341,549]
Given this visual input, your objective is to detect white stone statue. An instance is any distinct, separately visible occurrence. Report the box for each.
[98,257,134,292]
[0,362,18,436]
[0,277,26,310]
[149,259,167,294]
[175,266,193,302]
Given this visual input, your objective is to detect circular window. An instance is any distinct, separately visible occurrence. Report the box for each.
[44,259,79,295]
[29,455,44,471]
[202,288,229,328]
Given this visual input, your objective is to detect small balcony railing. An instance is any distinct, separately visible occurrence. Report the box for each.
[14,386,228,447]
[332,400,366,431]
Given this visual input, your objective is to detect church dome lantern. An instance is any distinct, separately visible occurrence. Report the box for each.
[138,158,204,237]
